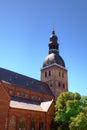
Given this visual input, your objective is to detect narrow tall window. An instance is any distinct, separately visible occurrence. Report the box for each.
[59,72,61,77]
[19,117,26,130]
[63,84,65,89]
[49,70,51,76]
[31,119,35,130]
[59,82,60,87]
[45,72,47,77]
[39,119,44,130]
[9,116,16,130]
[62,73,64,78]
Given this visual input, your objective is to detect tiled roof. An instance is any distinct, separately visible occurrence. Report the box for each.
[10,100,43,112]
[10,97,53,112]
[0,68,53,95]
[11,96,41,105]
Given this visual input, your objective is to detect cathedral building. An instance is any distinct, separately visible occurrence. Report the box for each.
[0,30,68,130]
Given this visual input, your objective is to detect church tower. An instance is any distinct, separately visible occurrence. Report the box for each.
[41,30,68,99]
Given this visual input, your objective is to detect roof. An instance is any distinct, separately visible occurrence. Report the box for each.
[41,99,53,111]
[43,53,65,68]
[11,96,41,105]
[0,67,53,96]
[10,97,53,112]
[43,30,65,68]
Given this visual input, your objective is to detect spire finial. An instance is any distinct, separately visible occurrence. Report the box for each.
[52,24,55,34]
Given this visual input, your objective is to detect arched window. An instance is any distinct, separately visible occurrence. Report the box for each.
[9,116,16,130]
[19,117,26,130]
[39,119,44,130]
[31,119,36,130]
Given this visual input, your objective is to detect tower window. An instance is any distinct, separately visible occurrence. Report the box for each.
[58,82,60,87]
[59,72,61,77]
[45,72,47,77]
[63,84,65,89]
[62,73,64,78]
[49,70,51,76]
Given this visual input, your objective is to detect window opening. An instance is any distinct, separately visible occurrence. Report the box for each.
[45,72,47,77]
[49,70,51,76]
[59,82,60,87]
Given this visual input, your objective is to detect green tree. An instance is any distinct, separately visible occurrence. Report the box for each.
[69,96,87,130]
[54,92,82,130]
[69,112,87,130]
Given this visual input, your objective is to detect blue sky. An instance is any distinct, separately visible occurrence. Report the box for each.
[0,0,87,96]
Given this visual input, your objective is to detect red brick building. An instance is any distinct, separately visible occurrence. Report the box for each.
[0,30,68,130]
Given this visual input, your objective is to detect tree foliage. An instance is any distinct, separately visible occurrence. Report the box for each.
[54,92,87,130]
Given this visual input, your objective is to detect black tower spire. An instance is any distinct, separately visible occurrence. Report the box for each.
[49,30,59,54]
[43,30,65,68]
